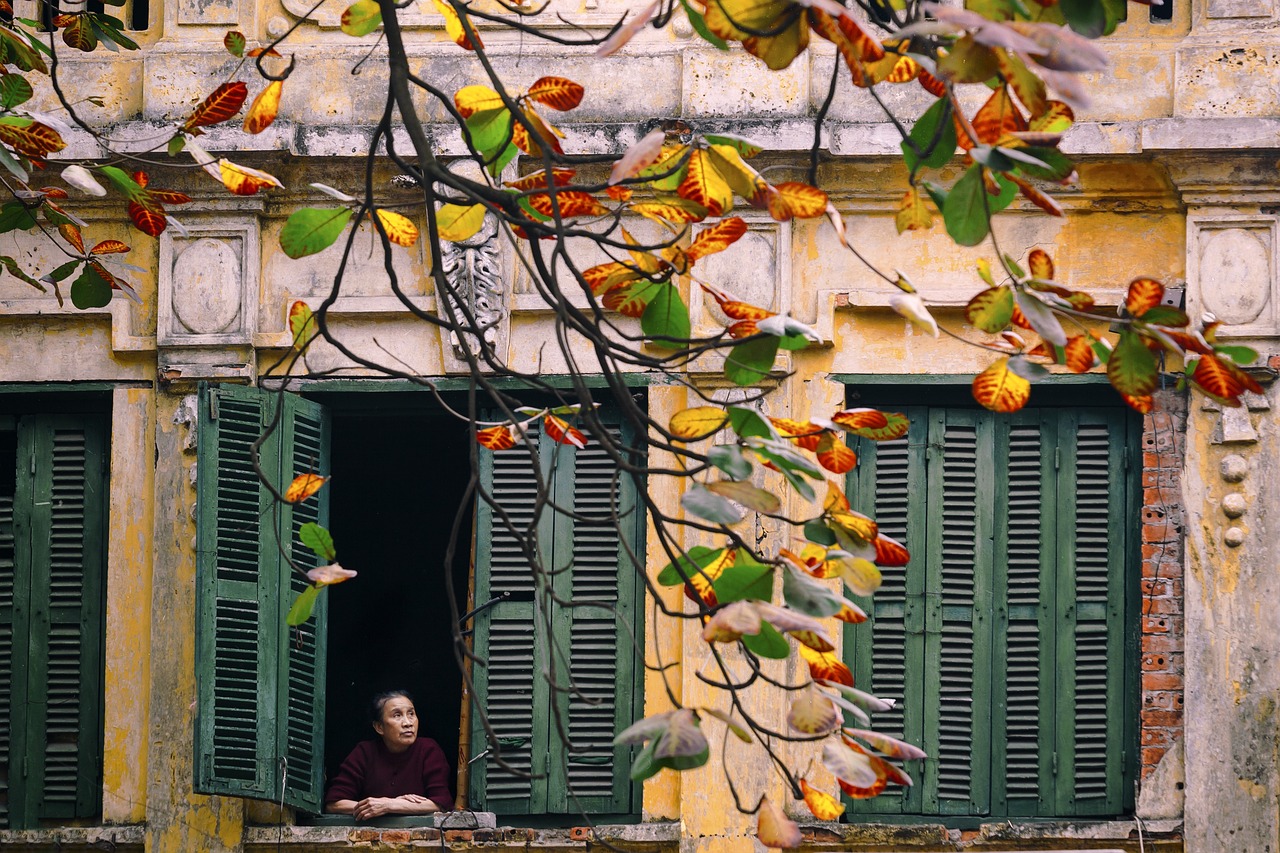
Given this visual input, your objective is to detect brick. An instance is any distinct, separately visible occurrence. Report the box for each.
[381,830,411,844]
[445,830,473,843]
[571,826,593,841]
[1143,690,1183,709]
[1144,673,1182,691]
[1142,633,1183,654]
[1142,728,1175,747]
[1142,746,1169,767]
[1142,709,1184,727]
[1143,615,1183,635]
[349,829,380,842]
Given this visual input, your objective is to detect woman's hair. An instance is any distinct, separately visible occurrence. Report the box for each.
[369,689,415,724]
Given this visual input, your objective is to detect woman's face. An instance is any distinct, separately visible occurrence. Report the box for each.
[373,695,419,753]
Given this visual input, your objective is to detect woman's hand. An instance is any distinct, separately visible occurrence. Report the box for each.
[353,794,438,819]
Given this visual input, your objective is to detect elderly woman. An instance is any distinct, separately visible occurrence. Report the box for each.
[325,690,455,818]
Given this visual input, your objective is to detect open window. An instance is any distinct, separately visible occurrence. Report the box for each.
[194,386,645,819]
[843,397,1139,820]
[0,411,109,828]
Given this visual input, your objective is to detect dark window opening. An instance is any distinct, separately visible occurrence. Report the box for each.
[323,410,473,808]
[1150,0,1173,21]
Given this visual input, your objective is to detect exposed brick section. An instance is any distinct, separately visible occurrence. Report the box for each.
[1139,391,1186,782]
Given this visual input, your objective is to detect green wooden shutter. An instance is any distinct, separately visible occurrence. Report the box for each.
[471,427,555,814]
[195,384,330,811]
[0,417,16,828]
[472,412,644,816]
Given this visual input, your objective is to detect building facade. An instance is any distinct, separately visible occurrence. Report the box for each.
[0,0,1277,851]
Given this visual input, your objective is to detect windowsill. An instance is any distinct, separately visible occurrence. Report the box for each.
[0,825,145,850]
[797,817,1183,847]
[300,811,497,829]
[243,820,680,847]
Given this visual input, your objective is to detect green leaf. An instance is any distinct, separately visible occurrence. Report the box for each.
[1214,345,1259,366]
[782,565,844,618]
[0,200,34,233]
[0,145,26,183]
[966,285,1015,333]
[943,165,989,247]
[724,335,779,385]
[341,0,382,36]
[712,555,774,604]
[1008,354,1051,380]
[45,259,81,283]
[223,30,246,57]
[656,545,723,586]
[286,584,321,626]
[1108,329,1158,397]
[464,107,513,161]
[902,99,957,174]
[934,34,999,84]
[682,482,743,524]
[679,0,729,50]
[167,134,187,156]
[642,284,691,348]
[727,406,772,440]
[1061,0,1107,37]
[70,262,112,309]
[742,622,790,659]
[921,180,948,212]
[989,173,1018,214]
[299,522,337,561]
[1138,305,1190,327]
[280,207,354,259]
[0,255,42,291]
[702,133,762,158]
[803,520,837,547]
[0,74,32,110]
[1016,147,1075,182]
[708,444,753,480]
[97,164,145,201]
[777,332,809,351]
[1101,0,1127,35]
[489,140,519,178]
[629,739,663,782]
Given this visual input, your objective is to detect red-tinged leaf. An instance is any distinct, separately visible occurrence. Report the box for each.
[0,120,65,157]
[128,201,167,237]
[1108,330,1159,398]
[799,778,845,821]
[62,15,97,51]
[873,534,909,567]
[606,185,632,202]
[41,187,69,200]
[224,30,246,57]
[505,168,576,191]
[526,191,608,219]
[1028,100,1075,133]
[677,149,734,217]
[816,431,856,474]
[58,223,84,255]
[1011,174,1064,216]
[770,417,822,451]
[792,628,837,652]
[243,80,283,134]
[146,189,192,206]
[630,200,708,226]
[544,414,587,448]
[53,13,75,27]
[833,601,868,623]
[219,159,284,196]
[836,742,890,798]
[289,300,315,347]
[1161,329,1214,356]
[183,81,248,131]
[432,0,483,50]
[1027,248,1054,280]
[808,10,884,88]
[757,797,801,850]
[824,480,850,513]
[246,47,284,58]
[132,171,149,189]
[89,239,130,255]
[845,728,928,761]
[477,424,517,450]
[918,68,946,97]
[1127,277,1165,318]
[965,286,1015,334]
[583,262,643,295]
[687,216,747,261]
[285,473,328,503]
[823,739,878,789]
[1064,335,1095,373]
[1011,303,1032,330]
[1122,393,1154,413]
[727,319,760,338]
[799,644,853,686]
[965,85,1027,149]
[766,182,829,221]
[831,408,909,441]
[526,76,585,111]
[604,278,665,317]
[1193,353,1264,403]
[973,357,1032,413]
[839,774,888,800]
[454,85,505,118]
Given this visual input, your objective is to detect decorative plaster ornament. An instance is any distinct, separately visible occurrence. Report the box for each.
[1221,454,1248,483]
[1224,527,1245,548]
[1222,493,1247,519]
[439,211,504,360]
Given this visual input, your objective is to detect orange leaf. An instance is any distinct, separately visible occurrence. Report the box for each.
[1010,174,1063,217]
[972,357,1031,413]
[544,414,587,448]
[433,0,483,49]
[59,223,84,254]
[89,239,130,255]
[792,629,836,652]
[831,408,909,441]
[798,645,853,687]
[757,797,801,849]
[687,216,748,262]
[809,10,884,88]
[873,534,910,567]
[243,80,283,134]
[183,81,248,131]
[606,185,632,202]
[834,601,868,623]
[1126,277,1165,317]
[147,188,192,206]
[41,187,68,199]
[1121,393,1154,414]
[1064,335,1095,373]
[829,509,878,543]
[770,417,822,451]
[824,480,851,513]
[285,473,328,503]
[0,120,66,157]
[1027,248,1054,280]
[128,201,167,237]
[526,76,584,111]
[526,191,608,219]
[816,431,857,474]
[677,149,734,217]
[476,424,517,450]
[1193,353,1264,403]
[453,85,505,118]
[583,262,643,295]
[504,168,575,191]
[836,742,891,799]
[727,319,760,338]
[968,85,1027,148]
[219,159,284,196]
[766,182,829,221]
[629,201,709,225]
[799,778,846,821]
[375,209,420,247]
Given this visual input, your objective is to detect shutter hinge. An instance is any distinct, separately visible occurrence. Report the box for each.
[1052,751,1059,777]
[1054,445,1061,471]
[209,391,219,421]
[30,453,35,475]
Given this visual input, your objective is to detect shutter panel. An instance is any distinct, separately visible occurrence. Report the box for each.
[28,417,107,821]
[1056,410,1132,815]
[196,384,278,798]
[471,427,555,814]
[277,395,330,812]
[846,409,927,815]
[0,420,18,828]
[548,422,643,815]
[924,410,994,815]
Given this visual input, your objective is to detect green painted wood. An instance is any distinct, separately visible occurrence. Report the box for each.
[0,419,15,829]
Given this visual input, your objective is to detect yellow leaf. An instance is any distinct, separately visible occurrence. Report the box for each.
[830,554,882,596]
[799,778,846,821]
[677,149,734,217]
[705,144,766,202]
[895,186,932,234]
[432,0,482,49]
[375,209,420,247]
[289,300,315,348]
[669,407,730,440]
[436,203,486,241]
[285,473,328,503]
[756,797,802,850]
[972,357,1031,413]
[218,159,284,196]
[243,80,283,134]
[453,84,505,118]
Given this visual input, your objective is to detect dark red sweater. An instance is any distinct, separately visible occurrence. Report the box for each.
[325,737,455,811]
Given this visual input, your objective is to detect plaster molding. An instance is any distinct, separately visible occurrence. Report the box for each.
[279,0,630,30]
[437,211,509,372]
[0,296,154,353]
[158,216,260,348]
[252,295,440,349]
[687,214,791,338]
[1186,215,1279,340]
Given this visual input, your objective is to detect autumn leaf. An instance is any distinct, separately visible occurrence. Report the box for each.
[224,30,246,57]
[526,76,585,111]
[787,687,840,735]
[896,187,932,233]
[285,473,329,503]
[307,563,358,586]
[766,182,828,221]
[243,80,283,133]
[1126,277,1165,318]
[669,407,729,440]
[677,149,734,216]
[127,202,167,237]
[544,414,587,448]
[59,223,84,254]
[341,0,382,36]
[972,357,1032,413]
[526,191,608,219]
[799,645,853,686]
[218,159,283,195]
[1107,329,1158,398]
[845,728,928,761]
[289,300,315,348]
[815,431,856,474]
[609,129,666,186]
[1063,335,1096,373]
[432,0,483,49]
[771,417,822,451]
[873,534,910,567]
[1193,353,1263,404]
[687,217,747,261]
[831,408,909,441]
[1027,247,1054,280]
[965,286,1015,334]
[437,203,487,242]
[375,209,420,247]
[183,81,249,132]
[476,423,518,450]
[454,85,506,118]
[89,240,130,255]
[756,797,802,850]
[799,778,845,821]
[0,119,66,157]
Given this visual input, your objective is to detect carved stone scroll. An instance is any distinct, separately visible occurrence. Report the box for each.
[438,211,508,371]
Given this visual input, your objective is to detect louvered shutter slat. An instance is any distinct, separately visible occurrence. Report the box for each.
[0,427,15,828]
